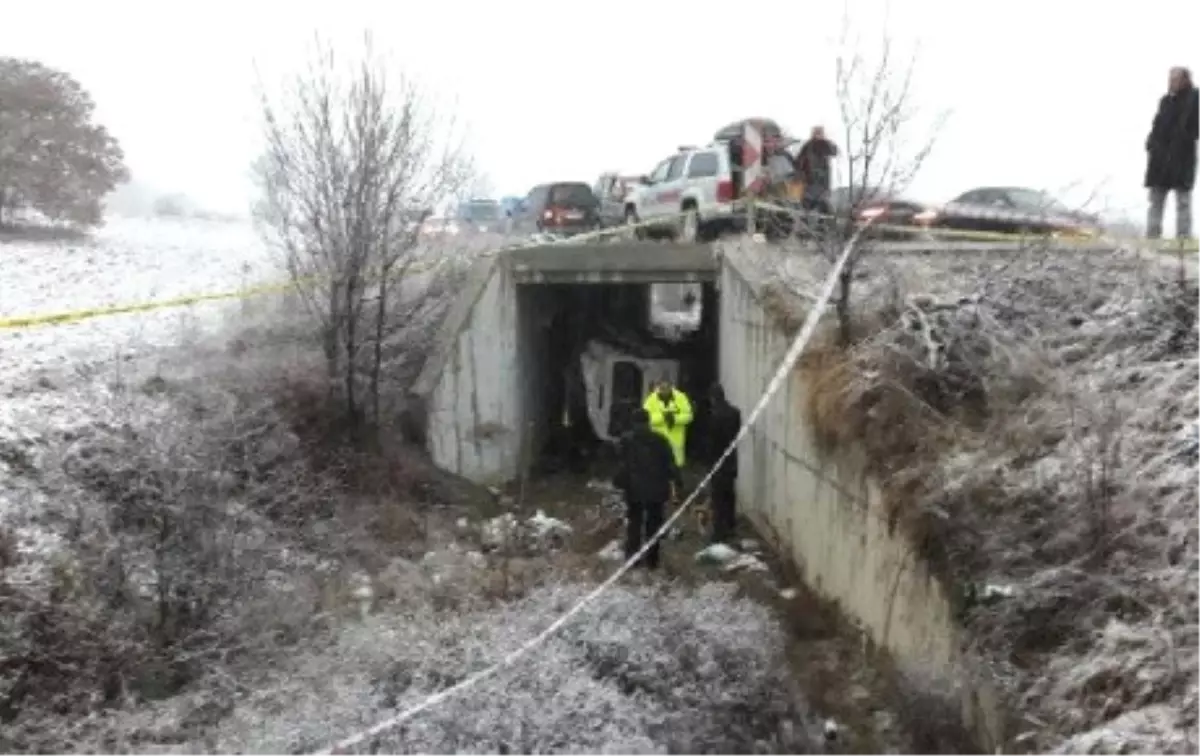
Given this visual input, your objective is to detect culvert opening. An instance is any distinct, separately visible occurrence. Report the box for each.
[518,281,719,477]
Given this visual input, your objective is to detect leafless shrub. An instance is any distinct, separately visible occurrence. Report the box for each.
[0,363,348,738]
[152,581,819,755]
[253,34,473,443]
[787,18,946,345]
[798,248,1198,751]
[151,193,191,218]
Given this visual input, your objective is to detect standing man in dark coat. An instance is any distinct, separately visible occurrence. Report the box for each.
[795,125,840,218]
[613,408,680,570]
[707,384,742,545]
[1146,67,1199,240]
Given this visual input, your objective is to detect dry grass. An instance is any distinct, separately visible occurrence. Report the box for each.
[0,242,828,754]
[765,240,1198,753]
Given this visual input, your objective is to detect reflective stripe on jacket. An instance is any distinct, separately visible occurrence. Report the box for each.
[643,389,692,467]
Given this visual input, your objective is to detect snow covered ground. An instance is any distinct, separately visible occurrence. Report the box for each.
[0,216,491,589]
[0,219,842,755]
[0,217,281,593]
[733,237,1199,754]
[0,216,278,386]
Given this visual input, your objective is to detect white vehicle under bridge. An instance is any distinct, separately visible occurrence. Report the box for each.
[536,280,714,475]
[410,242,719,480]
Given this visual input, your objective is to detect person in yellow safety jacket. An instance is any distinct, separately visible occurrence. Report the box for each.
[643,380,693,469]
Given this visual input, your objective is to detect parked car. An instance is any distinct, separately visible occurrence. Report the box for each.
[829,186,936,239]
[455,198,503,233]
[622,145,742,242]
[621,117,795,242]
[593,173,643,228]
[927,187,1102,238]
[500,195,524,216]
[509,182,602,238]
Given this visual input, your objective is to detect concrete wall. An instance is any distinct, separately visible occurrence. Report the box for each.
[516,284,558,470]
[416,257,527,484]
[717,259,1007,751]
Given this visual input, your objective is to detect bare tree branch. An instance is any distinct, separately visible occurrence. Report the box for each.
[789,15,951,345]
[252,33,473,438]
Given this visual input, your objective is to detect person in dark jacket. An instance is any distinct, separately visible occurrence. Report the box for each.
[613,408,680,569]
[794,125,840,216]
[1146,67,1199,240]
[707,384,742,544]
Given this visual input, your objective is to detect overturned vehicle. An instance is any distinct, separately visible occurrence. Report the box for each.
[536,283,713,474]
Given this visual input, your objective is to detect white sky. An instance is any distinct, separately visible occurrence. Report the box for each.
[3,0,1196,220]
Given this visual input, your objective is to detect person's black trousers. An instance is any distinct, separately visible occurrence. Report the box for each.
[625,498,665,569]
[711,474,737,544]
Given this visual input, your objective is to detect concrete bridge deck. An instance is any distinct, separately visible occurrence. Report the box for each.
[506,241,716,283]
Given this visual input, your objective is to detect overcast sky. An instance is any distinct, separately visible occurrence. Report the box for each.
[3,0,1196,221]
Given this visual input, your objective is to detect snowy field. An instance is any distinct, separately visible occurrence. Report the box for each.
[0,217,278,385]
[0,217,496,592]
[0,218,278,587]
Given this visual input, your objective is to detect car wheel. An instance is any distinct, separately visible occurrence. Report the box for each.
[678,205,700,243]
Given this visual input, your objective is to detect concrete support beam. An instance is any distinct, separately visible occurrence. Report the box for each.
[507,241,717,283]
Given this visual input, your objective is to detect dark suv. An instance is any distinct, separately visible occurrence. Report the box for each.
[510,182,601,237]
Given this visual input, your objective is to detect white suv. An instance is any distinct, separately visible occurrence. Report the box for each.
[623,146,742,242]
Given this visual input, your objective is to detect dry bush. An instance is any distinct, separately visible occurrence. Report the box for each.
[0,222,90,243]
[0,259,479,752]
[253,34,472,441]
[0,361,346,751]
[86,581,818,755]
[789,16,947,344]
[794,247,1198,752]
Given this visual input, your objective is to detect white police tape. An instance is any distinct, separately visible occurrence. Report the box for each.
[314,217,876,755]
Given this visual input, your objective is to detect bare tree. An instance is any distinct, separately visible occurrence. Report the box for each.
[801,18,946,344]
[253,36,472,439]
[0,58,129,227]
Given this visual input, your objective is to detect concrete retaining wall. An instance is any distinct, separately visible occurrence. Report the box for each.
[717,258,1007,751]
[414,257,527,483]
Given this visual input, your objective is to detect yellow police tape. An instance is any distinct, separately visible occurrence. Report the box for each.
[752,199,1200,251]
[0,214,680,331]
[2,208,1194,331]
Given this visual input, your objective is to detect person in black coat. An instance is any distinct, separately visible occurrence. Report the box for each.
[613,408,680,570]
[706,384,742,544]
[794,125,840,217]
[1145,67,1199,240]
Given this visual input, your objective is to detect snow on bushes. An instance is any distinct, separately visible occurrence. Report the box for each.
[766,242,1198,753]
[0,363,346,752]
[179,581,817,755]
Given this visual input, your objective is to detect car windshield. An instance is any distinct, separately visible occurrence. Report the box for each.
[462,202,500,221]
[1003,189,1071,214]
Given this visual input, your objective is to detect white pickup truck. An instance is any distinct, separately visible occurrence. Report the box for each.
[621,145,743,243]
